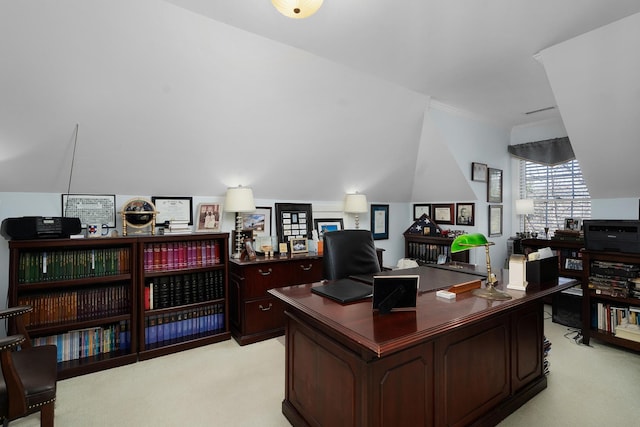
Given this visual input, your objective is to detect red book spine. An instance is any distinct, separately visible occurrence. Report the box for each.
[153,244,161,271]
[161,243,168,271]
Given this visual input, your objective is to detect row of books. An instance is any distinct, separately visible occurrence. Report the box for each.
[31,321,130,363]
[406,242,451,263]
[143,240,222,272]
[18,285,131,328]
[588,260,640,298]
[144,303,224,347]
[144,270,225,310]
[591,303,640,334]
[17,247,131,283]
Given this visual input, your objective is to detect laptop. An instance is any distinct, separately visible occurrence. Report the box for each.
[311,278,373,304]
[372,275,419,314]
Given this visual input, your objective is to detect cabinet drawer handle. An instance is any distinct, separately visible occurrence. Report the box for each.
[300,264,312,271]
[259,303,273,311]
[258,268,272,276]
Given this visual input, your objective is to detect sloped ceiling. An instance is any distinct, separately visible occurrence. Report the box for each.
[538,12,640,199]
[0,0,427,202]
[2,1,640,203]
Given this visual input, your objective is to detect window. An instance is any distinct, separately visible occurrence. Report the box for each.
[519,159,591,236]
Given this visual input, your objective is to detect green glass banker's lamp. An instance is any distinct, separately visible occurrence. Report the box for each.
[451,233,512,301]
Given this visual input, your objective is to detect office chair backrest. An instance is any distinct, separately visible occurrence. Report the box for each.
[323,229,381,280]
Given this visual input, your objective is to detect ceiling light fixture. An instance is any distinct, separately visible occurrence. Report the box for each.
[272,0,324,19]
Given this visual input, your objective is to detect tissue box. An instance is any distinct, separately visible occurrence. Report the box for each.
[526,256,559,284]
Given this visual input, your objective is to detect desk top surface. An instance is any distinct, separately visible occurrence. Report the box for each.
[269,266,576,358]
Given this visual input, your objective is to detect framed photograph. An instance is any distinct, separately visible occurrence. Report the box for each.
[195,203,222,232]
[413,203,431,220]
[489,205,503,237]
[314,218,344,238]
[275,203,313,244]
[432,203,454,225]
[242,238,257,261]
[487,168,503,203]
[456,203,475,226]
[371,204,389,240]
[564,218,581,231]
[290,237,308,254]
[152,196,193,225]
[61,194,116,228]
[472,162,488,182]
[241,206,271,237]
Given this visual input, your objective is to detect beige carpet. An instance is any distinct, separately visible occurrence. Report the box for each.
[10,307,640,426]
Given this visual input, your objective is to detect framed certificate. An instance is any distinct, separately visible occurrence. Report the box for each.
[61,194,116,228]
[152,196,193,225]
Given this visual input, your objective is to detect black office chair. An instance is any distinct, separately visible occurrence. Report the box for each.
[0,306,57,427]
[322,229,381,280]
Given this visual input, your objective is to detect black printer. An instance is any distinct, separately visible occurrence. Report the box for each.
[583,219,640,253]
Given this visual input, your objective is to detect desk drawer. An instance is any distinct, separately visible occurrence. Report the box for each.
[288,258,323,284]
[244,297,285,335]
[242,264,289,299]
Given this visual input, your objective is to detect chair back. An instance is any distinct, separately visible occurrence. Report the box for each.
[323,230,381,280]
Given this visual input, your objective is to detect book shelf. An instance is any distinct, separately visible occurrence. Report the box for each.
[8,237,139,380]
[403,234,469,264]
[521,238,584,281]
[581,250,640,352]
[137,233,230,360]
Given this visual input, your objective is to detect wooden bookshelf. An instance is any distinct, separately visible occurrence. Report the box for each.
[581,250,640,352]
[137,233,230,360]
[8,237,140,380]
[521,238,584,281]
[403,234,468,264]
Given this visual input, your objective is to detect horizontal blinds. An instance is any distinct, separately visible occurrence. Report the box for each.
[519,159,591,234]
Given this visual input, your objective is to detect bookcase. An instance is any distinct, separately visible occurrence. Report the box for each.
[581,250,640,351]
[137,233,230,360]
[404,234,469,264]
[521,238,584,281]
[7,237,139,380]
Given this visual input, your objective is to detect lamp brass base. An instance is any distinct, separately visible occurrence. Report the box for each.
[472,284,512,301]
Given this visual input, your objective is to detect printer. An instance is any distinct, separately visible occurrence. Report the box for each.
[583,219,640,253]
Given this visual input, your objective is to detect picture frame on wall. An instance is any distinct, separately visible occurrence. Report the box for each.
[472,162,488,182]
[488,205,503,237]
[487,168,503,203]
[432,203,454,225]
[413,203,431,220]
[313,218,344,238]
[61,194,117,229]
[152,196,193,225]
[195,203,222,232]
[456,203,475,226]
[371,204,389,240]
[275,203,313,244]
[241,206,272,237]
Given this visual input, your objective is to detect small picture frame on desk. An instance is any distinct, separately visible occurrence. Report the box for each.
[290,237,308,254]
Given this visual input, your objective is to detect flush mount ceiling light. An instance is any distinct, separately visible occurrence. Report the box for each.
[272,0,324,19]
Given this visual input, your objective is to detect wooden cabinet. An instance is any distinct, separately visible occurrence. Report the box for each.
[137,233,230,360]
[404,234,468,264]
[8,237,139,379]
[581,250,640,351]
[229,254,323,345]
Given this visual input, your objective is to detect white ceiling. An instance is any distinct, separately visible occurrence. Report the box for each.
[166,0,640,128]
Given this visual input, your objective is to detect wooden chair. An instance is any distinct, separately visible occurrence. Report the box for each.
[0,306,57,427]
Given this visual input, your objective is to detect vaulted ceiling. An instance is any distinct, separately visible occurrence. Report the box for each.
[1,1,639,201]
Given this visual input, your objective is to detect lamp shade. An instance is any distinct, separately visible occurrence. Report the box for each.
[515,199,535,215]
[344,193,368,213]
[224,186,255,213]
[272,0,323,19]
[451,233,492,253]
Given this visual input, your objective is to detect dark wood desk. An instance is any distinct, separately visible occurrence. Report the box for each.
[269,270,576,427]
